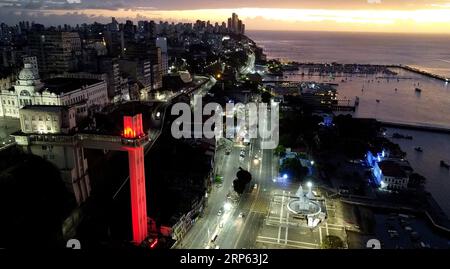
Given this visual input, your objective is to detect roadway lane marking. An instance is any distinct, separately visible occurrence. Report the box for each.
[257,236,319,246]
[256,239,315,249]
[319,226,323,245]
[285,206,289,245]
[327,223,345,228]
[232,139,261,249]
[278,190,285,243]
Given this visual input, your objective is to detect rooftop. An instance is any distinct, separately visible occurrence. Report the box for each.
[21,105,69,113]
[41,78,102,94]
[379,160,408,178]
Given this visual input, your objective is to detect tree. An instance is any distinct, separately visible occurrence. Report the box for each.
[280,158,309,180]
[0,153,75,248]
[274,145,286,158]
[233,168,252,194]
[215,175,223,184]
[321,235,344,249]
[261,91,271,104]
[236,167,252,184]
[233,178,245,194]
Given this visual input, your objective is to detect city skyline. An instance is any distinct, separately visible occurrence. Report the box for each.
[1,0,450,34]
[1,2,450,252]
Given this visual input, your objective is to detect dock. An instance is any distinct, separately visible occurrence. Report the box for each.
[379,121,450,135]
[397,65,450,83]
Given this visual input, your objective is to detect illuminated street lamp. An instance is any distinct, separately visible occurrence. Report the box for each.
[310,160,315,165]
[283,174,288,179]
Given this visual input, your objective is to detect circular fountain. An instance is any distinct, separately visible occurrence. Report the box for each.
[287,185,321,217]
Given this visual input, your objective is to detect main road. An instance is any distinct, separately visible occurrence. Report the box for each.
[177,104,279,249]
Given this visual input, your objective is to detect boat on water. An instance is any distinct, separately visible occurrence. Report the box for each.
[414,147,423,152]
[355,96,360,106]
[440,160,450,169]
[376,99,380,103]
[415,88,422,93]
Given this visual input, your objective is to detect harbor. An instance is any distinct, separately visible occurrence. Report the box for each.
[262,61,450,221]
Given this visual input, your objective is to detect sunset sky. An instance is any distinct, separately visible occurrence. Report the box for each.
[1,0,450,33]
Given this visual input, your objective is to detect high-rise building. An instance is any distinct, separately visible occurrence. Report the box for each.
[149,47,163,90]
[156,37,169,75]
[119,58,152,91]
[28,31,82,76]
[98,57,121,100]
[23,56,39,76]
[227,13,245,34]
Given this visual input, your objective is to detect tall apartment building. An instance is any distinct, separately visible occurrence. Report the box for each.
[156,37,169,75]
[149,47,163,90]
[227,13,245,34]
[119,58,152,90]
[28,31,82,76]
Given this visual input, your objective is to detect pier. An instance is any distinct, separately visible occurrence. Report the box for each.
[379,121,450,135]
[397,65,450,83]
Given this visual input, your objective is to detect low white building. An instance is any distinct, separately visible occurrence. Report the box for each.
[378,160,410,190]
[0,63,109,119]
[19,105,76,134]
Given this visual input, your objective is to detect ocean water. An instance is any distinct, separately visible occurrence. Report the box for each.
[248,30,450,77]
[284,67,450,129]
[386,128,450,218]
[248,30,450,217]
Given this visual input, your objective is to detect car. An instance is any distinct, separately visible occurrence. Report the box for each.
[219,222,224,228]
[225,149,231,155]
[217,210,223,216]
[239,212,245,218]
[253,183,258,189]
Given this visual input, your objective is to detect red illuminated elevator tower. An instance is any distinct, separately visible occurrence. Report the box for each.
[122,113,148,244]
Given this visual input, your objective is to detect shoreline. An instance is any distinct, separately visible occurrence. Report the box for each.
[257,55,450,235]
[273,61,450,83]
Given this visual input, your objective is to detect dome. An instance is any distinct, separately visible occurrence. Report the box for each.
[19,64,37,81]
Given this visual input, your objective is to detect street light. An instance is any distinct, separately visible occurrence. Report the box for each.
[283,174,288,180]
[310,160,315,165]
